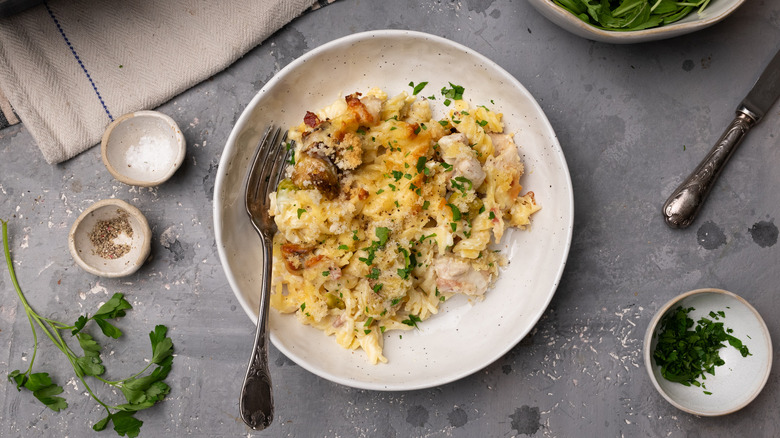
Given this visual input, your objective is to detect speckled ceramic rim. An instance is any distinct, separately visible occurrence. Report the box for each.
[528,0,746,44]
[214,29,575,390]
[101,110,186,187]
[643,288,773,416]
[68,199,152,278]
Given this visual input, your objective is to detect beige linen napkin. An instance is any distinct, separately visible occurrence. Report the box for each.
[0,0,326,164]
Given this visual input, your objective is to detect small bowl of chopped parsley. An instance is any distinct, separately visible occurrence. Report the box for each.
[643,288,772,416]
[528,0,746,44]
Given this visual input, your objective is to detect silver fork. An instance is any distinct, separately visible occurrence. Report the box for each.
[238,126,291,430]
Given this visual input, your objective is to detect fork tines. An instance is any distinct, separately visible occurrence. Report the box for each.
[245,126,292,216]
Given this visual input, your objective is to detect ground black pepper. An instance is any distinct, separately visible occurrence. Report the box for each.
[88,210,134,259]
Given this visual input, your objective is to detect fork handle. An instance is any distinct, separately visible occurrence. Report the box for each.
[239,236,274,430]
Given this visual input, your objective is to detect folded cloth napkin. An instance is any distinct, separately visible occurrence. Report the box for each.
[0,0,332,164]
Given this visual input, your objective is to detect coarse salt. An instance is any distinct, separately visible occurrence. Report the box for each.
[125,135,175,173]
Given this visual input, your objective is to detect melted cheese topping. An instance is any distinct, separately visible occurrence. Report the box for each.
[268,88,540,364]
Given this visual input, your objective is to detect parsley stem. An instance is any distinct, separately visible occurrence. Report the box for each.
[3,220,41,375]
[3,220,117,413]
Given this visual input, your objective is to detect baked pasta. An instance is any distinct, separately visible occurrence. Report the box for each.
[268,85,540,364]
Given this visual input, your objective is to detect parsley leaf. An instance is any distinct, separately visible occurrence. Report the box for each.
[409,81,428,95]
[2,219,175,437]
[401,314,422,329]
[441,83,465,101]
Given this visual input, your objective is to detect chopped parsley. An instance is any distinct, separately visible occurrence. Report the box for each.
[338,244,349,250]
[366,267,380,280]
[322,271,330,277]
[358,228,391,266]
[446,204,461,221]
[401,314,422,329]
[296,208,306,219]
[416,156,427,174]
[409,81,428,95]
[653,306,751,393]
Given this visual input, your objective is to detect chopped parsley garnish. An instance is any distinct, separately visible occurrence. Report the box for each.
[440,162,453,171]
[416,156,427,174]
[359,228,391,266]
[376,189,385,195]
[409,81,428,95]
[338,244,349,250]
[352,230,359,241]
[391,298,401,306]
[296,208,306,219]
[446,204,461,221]
[489,211,496,219]
[389,184,397,191]
[322,271,330,277]
[373,283,383,293]
[477,119,488,127]
[441,82,466,100]
[401,314,422,329]
[419,233,437,243]
[451,176,473,193]
[364,317,374,327]
[403,173,412,180]
[392,170,403,181]
[286,142,296,165]
[396,247,415,280]
[300,303,306,311]
[653,306,751,393]
[450,222,457,232]
[366,267,380,280]
[422,200,430,210]
[364,330,372,335]
[438,120,449,127]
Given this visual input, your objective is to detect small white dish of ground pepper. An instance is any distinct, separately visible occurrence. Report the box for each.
[68,199,151,278]
[644,288,772,416]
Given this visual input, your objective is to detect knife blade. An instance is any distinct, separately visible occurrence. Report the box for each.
[663,48,780,229]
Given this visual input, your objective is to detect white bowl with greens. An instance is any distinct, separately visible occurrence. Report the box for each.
[644,288,771,416]
[528,0,746,44]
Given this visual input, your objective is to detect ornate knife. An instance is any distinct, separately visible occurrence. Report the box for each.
[663,49,780,229]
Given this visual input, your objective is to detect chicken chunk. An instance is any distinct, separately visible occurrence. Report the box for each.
[433,255,489,296]
[438,133,486,189]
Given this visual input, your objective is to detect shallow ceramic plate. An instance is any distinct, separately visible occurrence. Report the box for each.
[528,0,746,44]
[214,30,574,390]
[644,288,772,416]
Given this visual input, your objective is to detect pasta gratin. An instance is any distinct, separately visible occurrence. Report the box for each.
[268,85,540,364]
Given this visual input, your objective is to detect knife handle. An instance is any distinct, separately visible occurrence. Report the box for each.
[662,111,756,229]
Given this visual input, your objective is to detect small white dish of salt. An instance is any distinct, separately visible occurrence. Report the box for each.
[101,110,186,187]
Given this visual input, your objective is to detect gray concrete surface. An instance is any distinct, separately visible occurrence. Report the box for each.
[2,1,780,437]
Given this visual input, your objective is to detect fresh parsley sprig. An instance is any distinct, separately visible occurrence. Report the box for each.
[2,219,174,438]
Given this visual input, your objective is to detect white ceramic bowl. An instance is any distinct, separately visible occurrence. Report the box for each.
[528,0,746,44]
[68,199,151,278]
[644,288,772,416]
[214,30,574,390]
[101,110,186,187]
